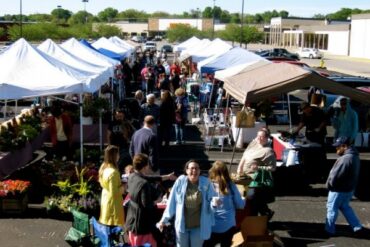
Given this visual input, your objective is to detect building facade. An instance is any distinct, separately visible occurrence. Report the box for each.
[350,14,370,59]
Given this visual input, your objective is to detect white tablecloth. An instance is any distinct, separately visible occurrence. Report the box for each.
[231,116,266,148]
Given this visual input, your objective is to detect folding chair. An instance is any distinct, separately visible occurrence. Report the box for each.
[90,217,125,247]
[65,209,94,246]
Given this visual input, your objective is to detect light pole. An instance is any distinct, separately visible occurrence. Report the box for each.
[240,0,244,47]
[82,0,88,23]
[196,7,200,30]
[57,5,62,24]
[212,0,215,39]
[19,0,22,38]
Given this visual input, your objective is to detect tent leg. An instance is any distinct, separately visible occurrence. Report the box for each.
[99,110,103,152]
[79,94,84,167]
[287,93,292,131]
[229,106,245,171]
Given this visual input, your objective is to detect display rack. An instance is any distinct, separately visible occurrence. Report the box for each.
[203,108,230,152]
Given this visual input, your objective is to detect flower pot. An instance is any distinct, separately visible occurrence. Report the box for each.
[81,116,93,125]
[1,194,28,214]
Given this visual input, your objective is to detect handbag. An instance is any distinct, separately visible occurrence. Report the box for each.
[175,112,182,123]
[249,169,274,188]
[235,107,255,128]
[249,169,275,204]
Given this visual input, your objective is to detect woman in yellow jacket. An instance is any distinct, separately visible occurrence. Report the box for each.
[99,145,124,227]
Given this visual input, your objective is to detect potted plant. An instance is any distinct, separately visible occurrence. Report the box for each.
[82,94,110,125]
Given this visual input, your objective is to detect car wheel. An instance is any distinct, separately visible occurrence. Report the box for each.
[309,54,313,59]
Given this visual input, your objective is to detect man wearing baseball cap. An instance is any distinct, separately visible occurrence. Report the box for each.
[325,136,368,237]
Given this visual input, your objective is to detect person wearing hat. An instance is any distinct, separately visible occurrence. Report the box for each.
[293,102,327,145]
[325,136,367,237]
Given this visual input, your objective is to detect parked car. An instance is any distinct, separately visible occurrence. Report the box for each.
[161,44,173,53]
[257,48,300,60]
[131,36,145,43]
[153,35,163,41]
[142,41,157,52]
[297,48,323,59]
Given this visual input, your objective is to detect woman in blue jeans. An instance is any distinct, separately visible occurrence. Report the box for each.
[174,88,189,144]
[158,160,215,247]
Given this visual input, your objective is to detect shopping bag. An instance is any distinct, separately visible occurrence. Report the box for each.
[249,169,274,188]
[235,107,255,128]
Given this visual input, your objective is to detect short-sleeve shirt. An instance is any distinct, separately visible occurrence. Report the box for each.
[184,182,202,229]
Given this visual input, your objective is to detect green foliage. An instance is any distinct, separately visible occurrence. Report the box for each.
[93,24,121,38]
[152,11,171,18]
[97,7,118,22]
[217,24,263,44]
[0,27,5,37]
[27,13,52,22]
[68,11,94,25]
[51,8,72,24]
[166,23,201,43]
[117,9,149,21]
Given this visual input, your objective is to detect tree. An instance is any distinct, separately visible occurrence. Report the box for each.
[117,9,148,21]
[151,11,170,18]
[51,8,72,23]
[28,13,52,22]
[230,13,241,24]
[220,10,231,23]
[97,7,118,22]
[93,24,121,38]
[312,14,326,19]
[202,7,213,18]
[279,10,289,18]
[218,23,263,45]
[327,8,352,20]
[68,11,94,25]
[166,23,200,42]
[0,27,6,37]
[7,23,60,41]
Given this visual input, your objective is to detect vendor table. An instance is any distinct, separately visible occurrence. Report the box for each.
[231,116,266,148]
[0,128,49,179]
[271,133,328,184]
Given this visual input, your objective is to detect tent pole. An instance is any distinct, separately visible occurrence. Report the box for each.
[287,93,292,131]
[3,100,6,119]
[15,100,18,117]
[99,109,103,152]
[79,94,84,167]
[229,106,245,171]
[208,80,214,109]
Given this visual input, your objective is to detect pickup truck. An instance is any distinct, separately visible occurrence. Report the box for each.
[142,41,157,52]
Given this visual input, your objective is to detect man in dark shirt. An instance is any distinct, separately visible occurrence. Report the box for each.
[129,115,158,172]
[107,109,135,171]
[294,102,327,144]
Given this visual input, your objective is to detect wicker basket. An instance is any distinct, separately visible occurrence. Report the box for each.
[1,194,28,214]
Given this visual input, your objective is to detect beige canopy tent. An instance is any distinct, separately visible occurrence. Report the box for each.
[223,62,370,104]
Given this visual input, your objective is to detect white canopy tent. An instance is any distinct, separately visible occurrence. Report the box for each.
[92,37,131,57]
[108,36,135,52]
[174,36,201,52]
[38,39,111,85]
[191,38,232,63]
[61,38,119,74]
[214,60,272,81]
[0,38,106,99]
[179,39,211,62]
[0,38,113,166]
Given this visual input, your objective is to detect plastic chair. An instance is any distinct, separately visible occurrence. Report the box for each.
[90,217,124,247]
[65,209,93,246]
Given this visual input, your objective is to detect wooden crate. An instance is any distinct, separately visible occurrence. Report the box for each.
[1,194,28,214]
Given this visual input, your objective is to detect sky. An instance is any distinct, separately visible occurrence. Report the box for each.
[0,0,370,18]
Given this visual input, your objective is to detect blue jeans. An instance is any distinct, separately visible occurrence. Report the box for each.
[176,227,203,247]
[175,122,185,143]
[325,191,362,234]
